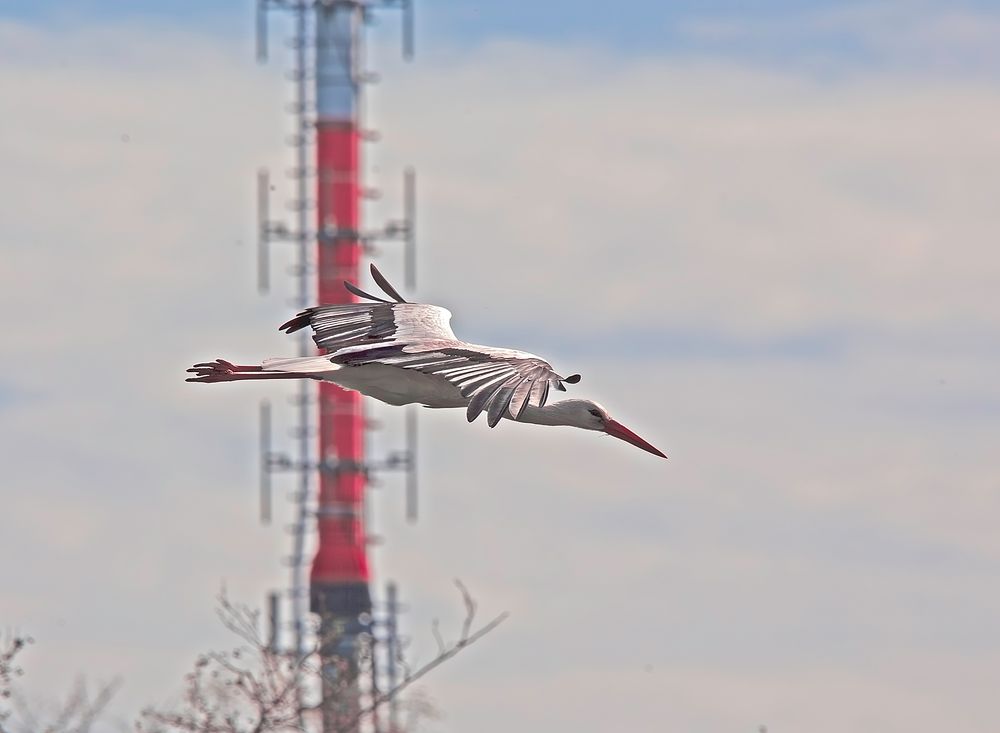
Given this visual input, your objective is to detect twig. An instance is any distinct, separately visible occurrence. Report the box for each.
[454,579,477,641]
[430,620,445,657]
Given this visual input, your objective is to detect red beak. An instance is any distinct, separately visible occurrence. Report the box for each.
[604,419,667,459]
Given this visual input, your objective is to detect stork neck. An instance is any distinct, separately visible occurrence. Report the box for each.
[514,401,583,427]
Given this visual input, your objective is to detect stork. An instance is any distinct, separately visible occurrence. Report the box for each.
[187,265,666,458]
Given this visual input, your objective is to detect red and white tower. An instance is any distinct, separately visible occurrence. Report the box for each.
[312,0,370,637]
[255,2,416,731]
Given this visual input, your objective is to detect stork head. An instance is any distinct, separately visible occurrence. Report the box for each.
[560,399,667,459]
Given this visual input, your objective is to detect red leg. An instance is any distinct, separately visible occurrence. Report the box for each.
[190,359,262,373]
[186,359,308,383]
[186,372,310,383]
[216,359,262,372]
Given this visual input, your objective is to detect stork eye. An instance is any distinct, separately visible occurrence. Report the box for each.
[588,409,602,417]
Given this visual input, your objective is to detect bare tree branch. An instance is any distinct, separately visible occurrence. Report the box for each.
[334,581,508,733]
[143,583,506,733]
[1,634,118,733]
[0,634,31,733]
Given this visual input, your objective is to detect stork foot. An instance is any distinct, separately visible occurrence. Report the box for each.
[186,359,307,383]
[186,359,254,383]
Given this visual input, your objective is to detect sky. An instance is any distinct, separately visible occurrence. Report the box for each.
[2,1,1000,732]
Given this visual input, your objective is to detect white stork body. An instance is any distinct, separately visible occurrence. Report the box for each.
[188,265,666,458]
[266,358,469,408]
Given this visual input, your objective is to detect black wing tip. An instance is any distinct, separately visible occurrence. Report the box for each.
[344,279,393,304]
[279,311,312,334]
[370,263,408,303]
[564,374,581,384]
[511,395,531,421]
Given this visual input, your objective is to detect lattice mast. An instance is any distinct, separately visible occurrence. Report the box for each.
[313,5,371,728]
[255,2,416,731]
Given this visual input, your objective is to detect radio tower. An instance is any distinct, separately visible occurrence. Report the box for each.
[255,1,417,731]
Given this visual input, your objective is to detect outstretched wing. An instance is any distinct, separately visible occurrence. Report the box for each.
[428,348,571,426]
[279,263,457,354]
[342,345,577,428]
[281,301,457,354]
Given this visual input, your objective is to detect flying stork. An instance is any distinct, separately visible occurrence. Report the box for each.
[187,265,666,458]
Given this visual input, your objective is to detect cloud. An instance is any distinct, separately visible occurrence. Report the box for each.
[676,1,1000,77]
[2,10,1000,733]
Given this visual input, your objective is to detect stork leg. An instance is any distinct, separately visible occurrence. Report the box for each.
[186,358,311,384]
[191,359,262,372]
